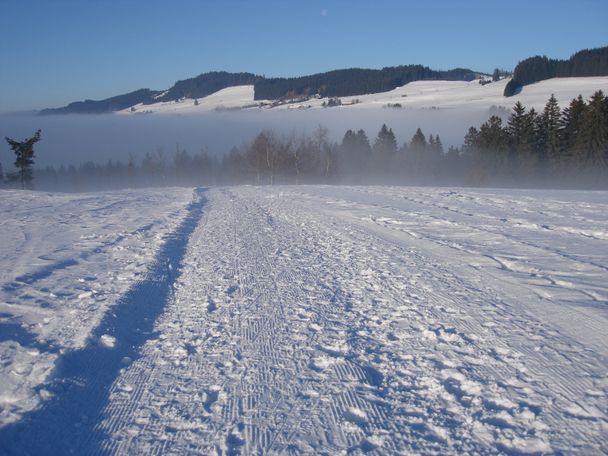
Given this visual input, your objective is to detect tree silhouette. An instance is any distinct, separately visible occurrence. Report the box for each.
[5,129,42,189]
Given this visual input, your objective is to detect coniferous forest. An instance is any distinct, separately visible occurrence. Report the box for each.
[504,46,608,96]
[5,91,608,192]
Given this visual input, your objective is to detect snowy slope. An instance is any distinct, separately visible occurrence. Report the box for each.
[122,85,257,115]
[1,186,607,455]
[119,77,608,115]
[0,188,194,425]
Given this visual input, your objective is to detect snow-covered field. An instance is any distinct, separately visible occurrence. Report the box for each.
[0,188,194,425]
[1,186,607,454]
[120,77,608,115]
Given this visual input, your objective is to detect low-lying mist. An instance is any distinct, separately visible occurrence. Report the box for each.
[0,108,492,168]
[3,88,606,192]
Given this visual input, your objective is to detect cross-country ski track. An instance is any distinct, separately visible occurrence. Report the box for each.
[1,185,607,455]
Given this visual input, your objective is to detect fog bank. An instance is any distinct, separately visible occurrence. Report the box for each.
[0,108,493,168]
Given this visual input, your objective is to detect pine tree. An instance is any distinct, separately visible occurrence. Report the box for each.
[406,128,429,181]
[537,94,562,176]
[435,135,444,155]
[410,128,426,150]
[580,90,608,174]
[476,115,509,182]
[372,124,397,175]
[559,95,588,170]
[356,129,372,156]
[463,127,479,156]
[507,102,537,181]
[5,129,41,189]
[373,124,397,157]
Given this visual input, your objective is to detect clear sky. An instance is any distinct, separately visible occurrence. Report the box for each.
[0,0,606,112]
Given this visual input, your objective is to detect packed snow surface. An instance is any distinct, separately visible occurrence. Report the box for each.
[0,188,193,425]
[120,76,608,115]
[1,186,607,455]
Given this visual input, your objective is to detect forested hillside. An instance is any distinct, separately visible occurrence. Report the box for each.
[252,66,478,100]
[39,89,161,115]
[149,71,261,104]
[504,46,608,96]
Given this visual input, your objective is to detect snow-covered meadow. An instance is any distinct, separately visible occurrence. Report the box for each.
[0,188,193,424]
[119,77,608,114]
[1,185,607,454]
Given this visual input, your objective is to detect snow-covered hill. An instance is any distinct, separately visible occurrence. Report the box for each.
[1,186,607,454]
[120,77,608,115]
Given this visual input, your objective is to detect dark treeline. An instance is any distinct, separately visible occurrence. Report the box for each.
[6,91,607,192]
[39,89,161,115]
[254,65,477,100]
[504,46,608,96]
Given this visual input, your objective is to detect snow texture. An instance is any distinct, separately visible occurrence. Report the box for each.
[0,188,193,426]
[1,185,607,455]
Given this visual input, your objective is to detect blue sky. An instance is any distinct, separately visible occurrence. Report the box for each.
[0,0,606,111]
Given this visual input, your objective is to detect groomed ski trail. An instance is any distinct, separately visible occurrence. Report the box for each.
[97,186,607,455]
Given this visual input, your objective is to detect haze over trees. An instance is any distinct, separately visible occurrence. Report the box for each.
[7,90,605,192]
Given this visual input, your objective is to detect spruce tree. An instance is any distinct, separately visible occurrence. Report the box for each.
[463,127,479,156]
[477,115,509,182]
[410,128,426,150]
[435,135,444,155]
[580,90,608,174]
[507,102,537,181]
[538,94,562,176]
[373,124,397,157]
[559,95,588,170]
[407,128,428,181]
[372,124,397,175]
[5,129,41,189]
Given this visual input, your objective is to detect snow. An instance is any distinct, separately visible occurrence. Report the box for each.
[119,76,608,115]
[0,188,193,425]
[1,185,607,454]
[121,85,256,114]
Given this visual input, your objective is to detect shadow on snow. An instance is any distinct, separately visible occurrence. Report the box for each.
[0,188,207,456]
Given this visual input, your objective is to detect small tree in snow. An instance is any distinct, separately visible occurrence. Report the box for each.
[5,129,41,189]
